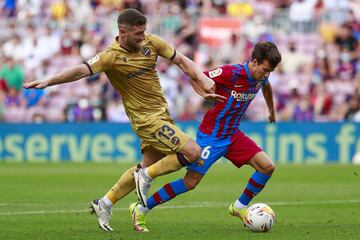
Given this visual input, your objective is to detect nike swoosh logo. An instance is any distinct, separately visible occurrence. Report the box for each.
[234,84,243,88]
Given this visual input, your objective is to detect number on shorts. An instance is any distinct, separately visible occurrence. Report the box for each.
[201,146,211,160]
[158,125,175,140]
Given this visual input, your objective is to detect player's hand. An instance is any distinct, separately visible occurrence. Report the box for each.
[203,93,227,102]
[198,78,227,102]
[22,79,49,89]
[268,111,276,123]
[201,77,216,94]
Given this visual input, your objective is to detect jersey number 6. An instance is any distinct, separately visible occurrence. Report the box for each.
[201,146,211,160]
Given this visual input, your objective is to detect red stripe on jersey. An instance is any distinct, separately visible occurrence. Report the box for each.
[249,178,265,188]
[216,100,237,138]
[153,192,163,204]
[224,101,246,136]
[164,183,176,198]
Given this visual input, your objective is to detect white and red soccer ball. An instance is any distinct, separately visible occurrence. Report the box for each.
[245,203,275,232]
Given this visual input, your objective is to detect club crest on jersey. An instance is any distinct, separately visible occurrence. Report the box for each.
[142,47,151,57]
[209,68,222,78]
[197,159,204,167]
[171,136,180,145]
[122,57,127,62]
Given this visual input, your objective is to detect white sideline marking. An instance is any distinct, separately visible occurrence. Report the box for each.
[0,199,359,216]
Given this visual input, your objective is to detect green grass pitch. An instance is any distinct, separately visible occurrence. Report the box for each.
[0,163,359,240]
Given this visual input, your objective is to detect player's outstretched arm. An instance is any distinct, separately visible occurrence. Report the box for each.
[171,52,215,93]
[172,52,225,101]
[261,82,276,123]
[22,64,91,89]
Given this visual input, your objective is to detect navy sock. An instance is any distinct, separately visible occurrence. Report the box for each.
[239,171,271,206]
[147,178,187,209]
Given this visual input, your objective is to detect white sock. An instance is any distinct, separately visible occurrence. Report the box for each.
[234,199,247,209]
[138,204,150,214]
[101,195,113,211]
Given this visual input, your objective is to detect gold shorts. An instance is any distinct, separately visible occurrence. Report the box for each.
[137,119,190,155]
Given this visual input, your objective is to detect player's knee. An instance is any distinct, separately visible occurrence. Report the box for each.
[183,144,201,163]
[263,162,275,175]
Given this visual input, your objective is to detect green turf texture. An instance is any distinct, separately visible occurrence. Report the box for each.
[0,163,359,240]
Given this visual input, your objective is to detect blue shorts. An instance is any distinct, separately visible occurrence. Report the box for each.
[187,130,262,175]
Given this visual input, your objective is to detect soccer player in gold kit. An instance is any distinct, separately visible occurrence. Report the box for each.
[23,8,223,232]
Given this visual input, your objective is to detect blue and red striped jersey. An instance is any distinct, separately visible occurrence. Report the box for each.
[199,63,268,138]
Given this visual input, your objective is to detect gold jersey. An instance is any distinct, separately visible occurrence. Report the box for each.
[85,34,176,131]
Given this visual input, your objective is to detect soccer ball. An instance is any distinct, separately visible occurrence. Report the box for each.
[245,203,275,232]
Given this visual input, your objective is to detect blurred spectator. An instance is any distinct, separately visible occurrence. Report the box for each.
[0,57,25,91]
[22,88,45,108]
[335,23,358,55]
[69,97,94,122]
[4,87,21,107]
[50,0,73,21]
[2,0,16,18]
[292,96,314,121]
[289,0,317,32]
[106,98,129,123]
[213,32,245,64]
[312,83,334,120]
[0,1,360,123]
[344,95,360,121]
[281,41,313,74]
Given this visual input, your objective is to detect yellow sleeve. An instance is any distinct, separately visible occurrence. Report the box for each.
[149,34,176,60]
[85,49,115,74]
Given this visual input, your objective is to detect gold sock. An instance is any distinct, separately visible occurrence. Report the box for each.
[106,165,137,204]
[147,154,183,179]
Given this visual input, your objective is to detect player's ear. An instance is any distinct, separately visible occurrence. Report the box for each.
[251,58,258,66]
[119,25,127,37]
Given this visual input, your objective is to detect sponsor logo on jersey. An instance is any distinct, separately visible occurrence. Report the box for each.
[231,90,256,101]
[142,47,151,57]
[127,64,156,79]
[87,55,100,65]
[209,68,222,78]
[171,136,180,145]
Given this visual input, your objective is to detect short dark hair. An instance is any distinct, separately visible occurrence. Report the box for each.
[117,8,147,27]
[251,42,282,69]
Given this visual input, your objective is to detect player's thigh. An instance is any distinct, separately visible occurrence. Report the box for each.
[141,146,165,167]
[187,134,228,175]
[225,131,262,168]
[139,120,194,155]
[247,151,275,175]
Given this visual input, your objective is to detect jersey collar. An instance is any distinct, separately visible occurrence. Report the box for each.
[244,62,255,82]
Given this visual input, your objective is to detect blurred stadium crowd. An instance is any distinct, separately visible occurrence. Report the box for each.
[0,0,360,123]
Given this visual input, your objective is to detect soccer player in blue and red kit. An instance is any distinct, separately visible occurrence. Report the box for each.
[130,42,282,232]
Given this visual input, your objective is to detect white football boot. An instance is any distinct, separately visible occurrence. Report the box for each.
[90,199,113,231]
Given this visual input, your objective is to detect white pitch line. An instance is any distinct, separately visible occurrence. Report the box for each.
[0,199,359,216]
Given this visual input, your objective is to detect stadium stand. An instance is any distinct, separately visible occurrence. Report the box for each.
[0,0,359,123]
